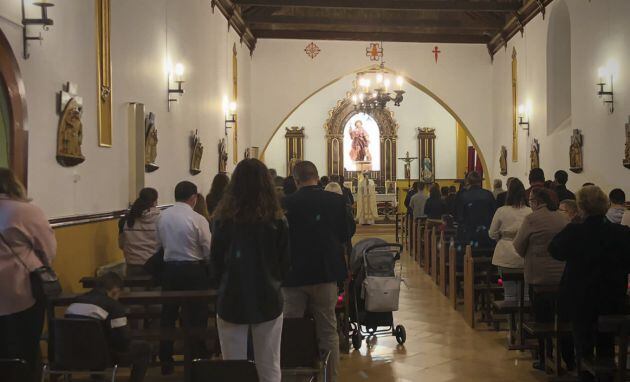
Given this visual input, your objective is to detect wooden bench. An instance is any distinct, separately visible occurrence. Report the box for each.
[580,315,630,381]
[491,270,533,349]
[448,242,462,310]
[422,219,439,275]
[462,245,499,328]
[438,229,456,296]
[48,290,218,382]
[79,275,155,289]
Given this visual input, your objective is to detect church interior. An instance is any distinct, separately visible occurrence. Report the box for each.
[1,0,630,381]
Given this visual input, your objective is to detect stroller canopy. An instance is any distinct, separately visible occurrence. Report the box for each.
[350,238,397,277]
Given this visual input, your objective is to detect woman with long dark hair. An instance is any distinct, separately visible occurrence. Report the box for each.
[489,178,531,302]
[206,173,230,217]
[0,168,56,382]
[424,183,446,219]
[211,159,289,382]
[119,188,160,276]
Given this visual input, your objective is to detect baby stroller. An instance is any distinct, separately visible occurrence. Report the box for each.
[348,238,406,350]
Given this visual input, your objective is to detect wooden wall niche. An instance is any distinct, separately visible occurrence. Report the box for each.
[285,126,304,176]
[0,28,28,187]
[417,127,436,183]
[323,96,398,188]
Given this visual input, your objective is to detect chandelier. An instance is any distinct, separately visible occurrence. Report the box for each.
[352,63,405,113]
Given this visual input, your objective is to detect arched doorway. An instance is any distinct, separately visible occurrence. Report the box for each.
[0,27,28,186]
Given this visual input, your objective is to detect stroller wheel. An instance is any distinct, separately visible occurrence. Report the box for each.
[395,325,406,345]
[352,331,363,350]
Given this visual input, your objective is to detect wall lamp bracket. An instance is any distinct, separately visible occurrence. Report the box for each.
[21,0,54,60]
[518,117,530,136]
[224,114,236,135]
[167,80,184,111]
[597,78,614,114]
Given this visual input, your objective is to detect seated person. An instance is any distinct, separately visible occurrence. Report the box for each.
[65,272,150,382]
[606,188,626,224]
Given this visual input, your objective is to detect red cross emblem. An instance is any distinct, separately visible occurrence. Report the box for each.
[366,43,383,61]
[432,46,441,63]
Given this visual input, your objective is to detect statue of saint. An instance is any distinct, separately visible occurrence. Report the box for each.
[499,146,508,176]
[530,139,540,170]
[56,98,85,167]
[624,118,630,169]
[190,130,203,175]
[569,129,583,173]
[218,138,228,174]
[144,112,159,172]
[349,120,372,162]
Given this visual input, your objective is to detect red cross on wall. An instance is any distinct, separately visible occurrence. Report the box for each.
[366,43,383,61]
[432,46,441,63]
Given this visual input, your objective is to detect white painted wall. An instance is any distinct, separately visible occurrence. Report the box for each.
[264,73,457,179]
[0,0,252,218]
[251,39,493,175]
[491,0,630,193]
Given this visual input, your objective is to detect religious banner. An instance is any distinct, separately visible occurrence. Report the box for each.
[96,0,112,147]
[569,129,583,173]
[511,47,518,162]
[417,127,436,183]
[285,126,304,176]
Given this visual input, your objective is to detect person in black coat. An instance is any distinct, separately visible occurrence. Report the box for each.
[281,161,351,380]
[455,171,496,247]
[554,170,575,202]
[549,186,630,382]
[425,183,446,219]
[211,159,290,382]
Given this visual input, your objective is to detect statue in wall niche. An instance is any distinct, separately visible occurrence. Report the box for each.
[569,129,583,173]
[530,139,540,170]
[218,138,228,174]
[56,82,85,167]
[624,117,630,169]
[190,130,203,175]
[499,146,508,176]
[144,112,159,172]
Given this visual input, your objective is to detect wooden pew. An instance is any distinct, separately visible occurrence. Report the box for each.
[439,229,456,296]
[491,270,532,349]
[581,315,630,381]
[79,275,154,289]
[448,242,460,309]
[416,217,426,267]
[522,285,573,379]
[48,290,218,382]
[421,219,439,275]
[430,226,438,284]
[462,245,499,328]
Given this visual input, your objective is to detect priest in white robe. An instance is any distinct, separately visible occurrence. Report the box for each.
[356,172,378,225]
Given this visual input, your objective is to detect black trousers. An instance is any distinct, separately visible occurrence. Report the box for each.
[114,340,151,382]
[159,262,210,363]
[530,286,575,368]
[572,311,615,382]
[0,300,45,382]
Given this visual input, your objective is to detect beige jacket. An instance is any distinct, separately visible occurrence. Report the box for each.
[0,195,56,315]
[119,208,160,265]
[513,205,568,285]
[489,205,531,268]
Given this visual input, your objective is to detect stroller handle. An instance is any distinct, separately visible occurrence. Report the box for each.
[363,243,403,262]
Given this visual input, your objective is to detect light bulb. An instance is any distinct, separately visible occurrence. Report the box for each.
[598,66,608,82]
[222,96,229,114]
[384,78,391,89]
[359,93,364,101]
[229,101,237,113]
[396,76,404,87]
[607,59,619,78]
[518,104,525,117]
[376,73,383,84]
[174,63,184,76]
[526,101,533,117]
[352,94,358,104]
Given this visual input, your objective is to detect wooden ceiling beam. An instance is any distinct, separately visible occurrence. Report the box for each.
[234,0,522,12]
[252,29,490,43]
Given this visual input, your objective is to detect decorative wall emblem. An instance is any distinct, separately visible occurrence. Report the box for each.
[56,82,85,167]
[499,146,508,176]
[624,116,630,169]
[144,112,159,172]
[569,129,583,173]
[366,42,383,61]
[190,130,203,175]
[432,46,441,63]
[304,42,321,59]
[530,139,540,170]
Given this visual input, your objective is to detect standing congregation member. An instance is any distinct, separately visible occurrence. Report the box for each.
[513,188,573,371]
[404,181,419,217]
[193,193,211,225]
[554,170,575,201]
[409,182,428,220]
[0,168,57,382]
[282,161,351,381]
[282,176,297,196]
[525,168,547,202]
[119,188,160,276]
[157,181,212,375]
[549,186,630,382]
[206,173,229,217]
[339,175,354,206]
[492,179,504,199]
[424,184,446,220]
[495,177,514,208]
[488,178,531,302]
[606,188,626,224]
[455,171,496,247]
[65,272,151,382]
[211,159,290,382]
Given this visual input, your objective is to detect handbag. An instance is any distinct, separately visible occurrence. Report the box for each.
[0,232,62,300]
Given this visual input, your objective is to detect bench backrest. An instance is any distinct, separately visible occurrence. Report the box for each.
[281,318,320,368]
[191,360,259,382]
[0,359,27,382]
[51,318,111,371]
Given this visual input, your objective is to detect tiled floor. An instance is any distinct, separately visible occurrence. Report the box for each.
[116,224,548,381]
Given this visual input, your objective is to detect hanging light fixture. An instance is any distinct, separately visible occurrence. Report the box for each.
[352,43,405,113]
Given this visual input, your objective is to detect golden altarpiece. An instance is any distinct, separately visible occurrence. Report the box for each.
[323,97,398,188]
[285,126,304,176]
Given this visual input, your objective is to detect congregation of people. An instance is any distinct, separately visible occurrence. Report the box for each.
[405,167,630,381]
[0,160,355,382]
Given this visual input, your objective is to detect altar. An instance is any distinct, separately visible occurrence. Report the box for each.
[352,192,397,220]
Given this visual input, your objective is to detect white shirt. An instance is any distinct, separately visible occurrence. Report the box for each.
[156,202,211,262]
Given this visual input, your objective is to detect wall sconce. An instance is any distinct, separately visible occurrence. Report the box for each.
[596,64,615,113]
[167,63,185,111]
[21,0,55,60]
[518,102,531,135]
[223,97,237,135]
